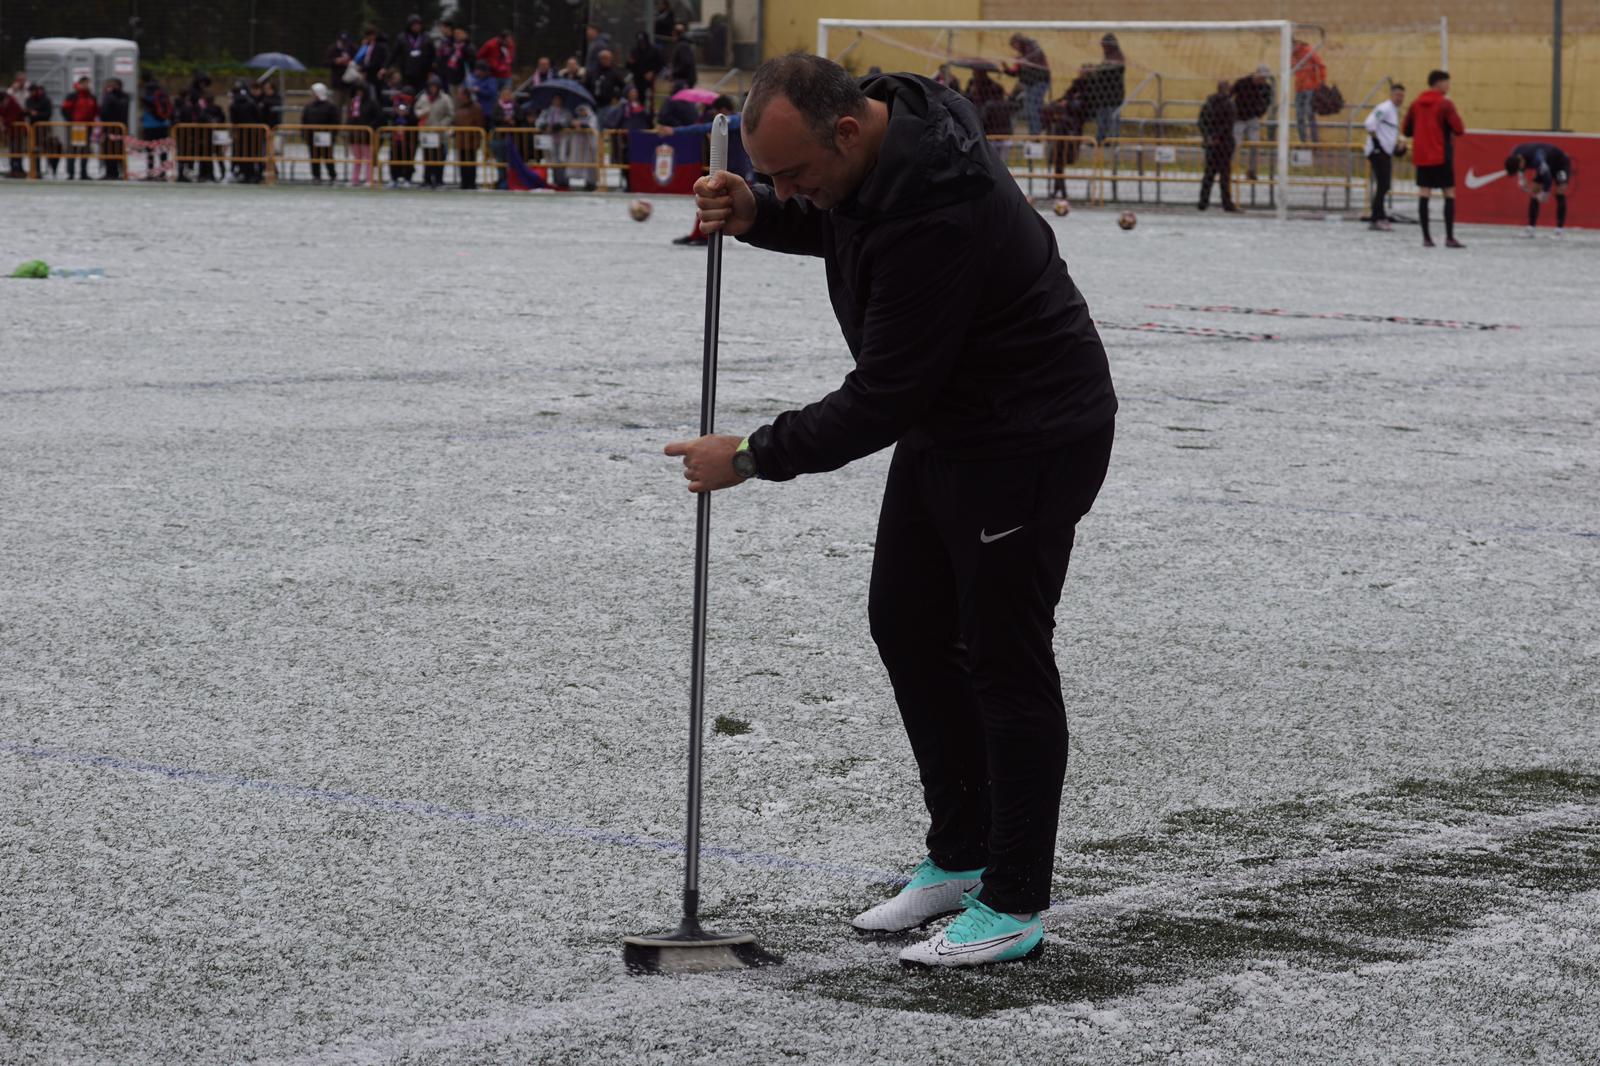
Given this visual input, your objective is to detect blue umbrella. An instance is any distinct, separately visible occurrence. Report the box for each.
[520,78,596,114]
[247,52,307,72]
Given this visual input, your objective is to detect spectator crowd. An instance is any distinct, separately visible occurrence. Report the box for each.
[2,9,714,189]
[3,25,1352,212]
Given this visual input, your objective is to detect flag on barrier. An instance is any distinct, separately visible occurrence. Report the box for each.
[502,138,550,191]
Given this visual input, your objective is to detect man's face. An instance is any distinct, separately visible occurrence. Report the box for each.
[599,50,613,68]
[537,58,551,71]
[742,94,868,211]
[1391,87,1404,107]
[1434,78,1450,96]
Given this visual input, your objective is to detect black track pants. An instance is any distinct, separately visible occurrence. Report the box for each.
[867,420,1114,914]
[1369,151,1392,221]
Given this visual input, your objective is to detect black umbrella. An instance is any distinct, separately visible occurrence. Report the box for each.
[519,78,596,114]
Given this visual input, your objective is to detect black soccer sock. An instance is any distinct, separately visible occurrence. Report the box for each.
[1419,198,1431,240]
[1528,199,1541,227]
[1557,194,1568,228]
[1444,198,1456,240]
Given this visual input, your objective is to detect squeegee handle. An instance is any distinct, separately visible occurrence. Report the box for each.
[709,113,729,177]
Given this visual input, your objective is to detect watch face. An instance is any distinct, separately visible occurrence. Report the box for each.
[733,449,757,479]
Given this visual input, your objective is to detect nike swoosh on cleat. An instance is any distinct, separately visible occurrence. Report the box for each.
[933,930,1027,957]
[1464,168,1506,190]
[979,525,1024,544]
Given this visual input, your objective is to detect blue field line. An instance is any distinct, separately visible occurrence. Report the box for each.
[0,740,910,888]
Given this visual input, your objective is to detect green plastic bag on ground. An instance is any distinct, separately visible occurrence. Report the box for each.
[10,260,50,279]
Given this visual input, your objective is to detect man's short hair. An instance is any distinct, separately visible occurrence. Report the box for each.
[1428,69,1449,86]
[1391,83,1404,92]
[1505,154,1525,175]
[744,52,867,148]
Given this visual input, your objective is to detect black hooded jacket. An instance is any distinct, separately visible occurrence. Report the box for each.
[741,74,1116,481]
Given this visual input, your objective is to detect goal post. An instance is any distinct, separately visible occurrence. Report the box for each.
[817,18,1297,222]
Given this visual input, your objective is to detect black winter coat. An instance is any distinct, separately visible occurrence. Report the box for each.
[24,92,51,124]
[99,88,130,129]
[741,74,1116,480]
[396,32,435,89]
[302,98,341,131]
[1199,91,1237,145]
[1231,77,1272,121]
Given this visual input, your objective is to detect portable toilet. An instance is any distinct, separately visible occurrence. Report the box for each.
[82,39,140,87]
[82,38,141,132]
[25,37,97,107]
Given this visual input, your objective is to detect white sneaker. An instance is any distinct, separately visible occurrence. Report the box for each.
[1551,229,1565,240]
[1523,226,1537,238]
[899,892,1045,969]
[851,857,984,934]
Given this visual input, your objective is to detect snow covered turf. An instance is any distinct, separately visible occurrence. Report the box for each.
[3,183,1598,1063]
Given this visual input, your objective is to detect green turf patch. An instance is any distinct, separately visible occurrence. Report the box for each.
[712,715,752,737]
[800,767,1600,1018]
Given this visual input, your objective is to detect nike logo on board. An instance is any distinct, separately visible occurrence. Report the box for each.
[1464,168,1506,190]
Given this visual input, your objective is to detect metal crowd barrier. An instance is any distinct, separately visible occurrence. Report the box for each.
[987,134,1102,203]
[20,121,129,180]
[271,124,377,186]
[8,120,1380,213]
[481,126,608,190]
[2,122,31,178]
[170,123,273,183]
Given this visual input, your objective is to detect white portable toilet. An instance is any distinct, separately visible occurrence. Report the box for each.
[82,38,141,131]
[25,37,97,107]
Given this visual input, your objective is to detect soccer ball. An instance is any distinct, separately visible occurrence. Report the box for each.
[1052,199,1071,217]
[1118,211,1138,230]
[629,199,653,222]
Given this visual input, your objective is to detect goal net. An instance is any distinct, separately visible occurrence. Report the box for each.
[818,20,1315,218]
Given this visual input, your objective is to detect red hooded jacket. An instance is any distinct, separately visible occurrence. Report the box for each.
[476,37,515,79]
[1403,89,1464,168]
[61,87,99,123]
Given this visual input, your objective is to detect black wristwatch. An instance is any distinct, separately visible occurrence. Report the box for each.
[732,437,759,480]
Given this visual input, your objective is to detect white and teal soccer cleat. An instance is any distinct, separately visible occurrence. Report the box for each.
[898,893,1045,968]
[850,857,985,934]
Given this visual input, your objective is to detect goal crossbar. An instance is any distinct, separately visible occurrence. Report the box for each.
[818,18,1295,222]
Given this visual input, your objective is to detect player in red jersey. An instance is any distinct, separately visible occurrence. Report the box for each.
[1403,70,1467,248]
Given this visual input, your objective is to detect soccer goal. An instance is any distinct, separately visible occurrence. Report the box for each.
[818,19,1301,221]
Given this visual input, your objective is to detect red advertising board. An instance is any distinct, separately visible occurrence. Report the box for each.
[1455,129,1600,229]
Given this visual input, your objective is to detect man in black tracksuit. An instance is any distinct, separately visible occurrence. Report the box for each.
[670,55,1116,969]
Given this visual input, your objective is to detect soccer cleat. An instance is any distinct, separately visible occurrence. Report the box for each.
[1423,236,1435,248]
[898,893,1045,969]
[1551,229,1564,241]
[851,858,985,934]
[1523,225,1537,238]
